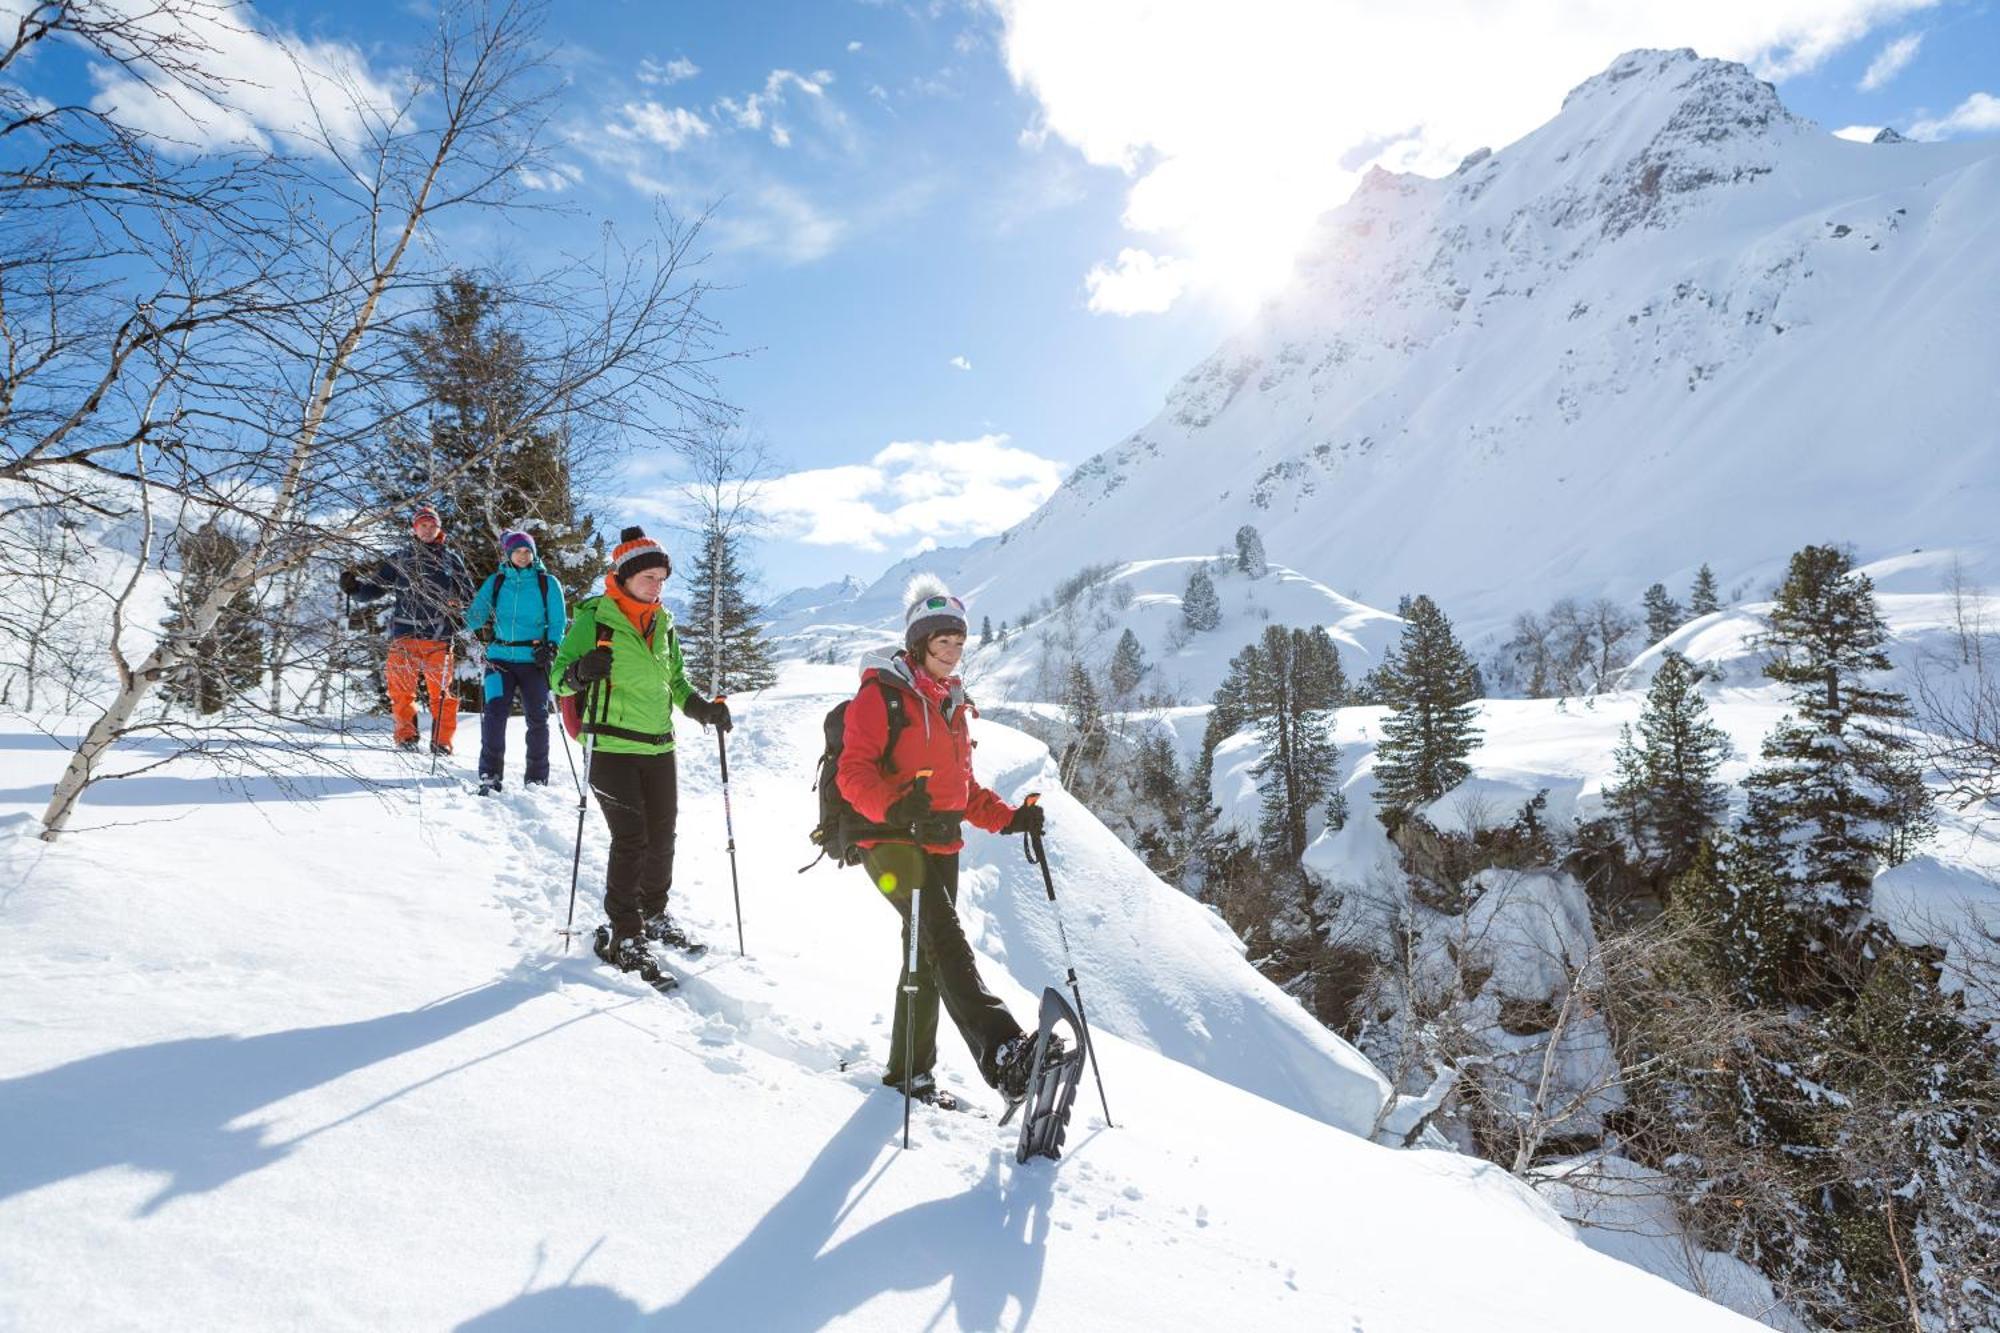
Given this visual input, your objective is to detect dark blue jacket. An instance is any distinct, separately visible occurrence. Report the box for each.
[465,560,568,664]
[350,539,475,641]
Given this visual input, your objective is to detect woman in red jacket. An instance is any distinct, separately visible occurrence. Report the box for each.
[837,575,1050,1112]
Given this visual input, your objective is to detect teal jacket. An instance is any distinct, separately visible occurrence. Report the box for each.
[551,593,698,755]
[466,561,567,664]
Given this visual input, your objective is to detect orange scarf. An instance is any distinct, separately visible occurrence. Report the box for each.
[603,573,658,643]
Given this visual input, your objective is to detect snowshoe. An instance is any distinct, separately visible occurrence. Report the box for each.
[591,924,680,995]
[892,1072,983,1117]
[396,737,421,752]
[429,740,453,757]
[476,775,501,796]
[641,912,708,957]
[1003,988,1087,1162]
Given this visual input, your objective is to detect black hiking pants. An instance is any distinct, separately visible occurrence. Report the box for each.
[589,749,677,941]
[862,846,1024,1089]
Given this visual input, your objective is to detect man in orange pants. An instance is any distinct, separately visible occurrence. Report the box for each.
[341,506,476,753]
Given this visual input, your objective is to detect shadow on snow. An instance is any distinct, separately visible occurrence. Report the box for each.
[0,970,556,1216]
[458,1098,1057,1333]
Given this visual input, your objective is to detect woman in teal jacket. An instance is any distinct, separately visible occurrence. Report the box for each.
[552,526,730,974]
[465,530,568,793]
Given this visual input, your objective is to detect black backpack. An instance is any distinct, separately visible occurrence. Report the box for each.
[802,678,910,872]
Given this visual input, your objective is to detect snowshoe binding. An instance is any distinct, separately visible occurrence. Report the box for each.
[999,988,1087,1162]
[592,924,679,995]
[641,911,708,958]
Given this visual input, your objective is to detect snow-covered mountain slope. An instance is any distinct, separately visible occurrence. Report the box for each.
[799,48,2000,647]
[776,555,1403,707]
[0,666,1771,1330]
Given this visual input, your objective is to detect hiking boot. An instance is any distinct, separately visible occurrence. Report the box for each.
[881,1070,962,1111]
[994,1032,1063,1103]
[641,912,706,955]
[396,737,420,752]
[430,740,453,756]
[476,775,502,796]
[591,926,650,974]
[524,776,549,788]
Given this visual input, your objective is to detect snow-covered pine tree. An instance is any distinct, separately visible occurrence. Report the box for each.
[1247,625,1343,860]
[1372,596,1481,816]
[1234,524,1268,579]
[1641,582,1682,643]
[1108,627,1148,701]
[1182,566,1222,632]
[1064,660,1104,746]
[1742,544,1931,935]
[1687,563,1722,618]
[162,521,264,715]
[372,275,597,588]
[1607,651,1730,879]
[677,524,777,696]
[980,614,992,647]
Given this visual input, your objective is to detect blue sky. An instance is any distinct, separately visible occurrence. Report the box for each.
[19,0,2000,594]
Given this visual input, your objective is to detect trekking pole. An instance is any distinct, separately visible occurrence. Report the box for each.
[901,769,933,1152]
[560,624,615,952]
[903,875,920,1151]
[714,695,746,956]
[337,594,351,742]
[1023,797,1113,1128]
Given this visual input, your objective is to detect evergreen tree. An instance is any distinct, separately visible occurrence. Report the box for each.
[677,524,777,695]
[1607,651,1731,879]
[1688,563,1722,618]
[1372,595,1482,815]
[1182,566,1222,632]
[1247,625,1343,860]
[1234,524,1268,578]
[1061,660,1107,773]
[1641,582,1683,643]
[980,614,992,647]
[1742,544,1931,933]
[162,521,264,715]
[1108,627,1148,700]
[1669,836,1796,1007]
[374,275,597,588]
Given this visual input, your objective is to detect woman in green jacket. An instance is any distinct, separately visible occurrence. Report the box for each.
[552,526,730,974]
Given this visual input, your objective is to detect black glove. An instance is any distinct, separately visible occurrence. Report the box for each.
[885,782,933,828]
[531,641,555,673]
[1003,802,1046,837]
[338,569,360,595]
[686,695,733,733]
[473,625,495,647]
[565,646,612,689]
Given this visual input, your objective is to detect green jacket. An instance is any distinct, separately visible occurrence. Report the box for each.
[552,594,698,755]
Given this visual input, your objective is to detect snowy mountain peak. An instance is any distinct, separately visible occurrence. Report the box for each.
[818,46,2000,654]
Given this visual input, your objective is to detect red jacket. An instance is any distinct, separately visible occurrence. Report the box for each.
[837,651,1015,854]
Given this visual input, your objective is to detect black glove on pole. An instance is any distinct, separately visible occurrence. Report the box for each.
[1022,795,1113,1127]
[714,695,746,956]
[561,622,615,952]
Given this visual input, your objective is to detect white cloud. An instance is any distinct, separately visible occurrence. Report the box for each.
[1909,91,2000,140]
[1859,32,1922,90]
[995,0,1939,315]
[1833,124,1885,142]
[518,162,583,191]
[610,101,711,150]
[1084,248,1188,316]
[949,355,972,370]
[639,56,700,86]
[708,180,846,263]
[81,2,396,157]
[757,435,1063,551]
[848,40,864,53]
[713,68,842,148]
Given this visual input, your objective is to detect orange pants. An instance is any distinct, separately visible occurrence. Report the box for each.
[386,638,458,746]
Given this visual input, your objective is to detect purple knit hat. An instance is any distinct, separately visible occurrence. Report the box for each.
[501,530,536,556]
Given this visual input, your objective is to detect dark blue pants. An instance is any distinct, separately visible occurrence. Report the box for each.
[478,659,551,784]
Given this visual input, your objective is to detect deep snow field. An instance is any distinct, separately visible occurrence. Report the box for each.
[0,663,1769,1331]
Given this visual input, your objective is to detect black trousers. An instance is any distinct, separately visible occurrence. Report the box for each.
[862,846,1024,1089]
[589,749,677,941]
